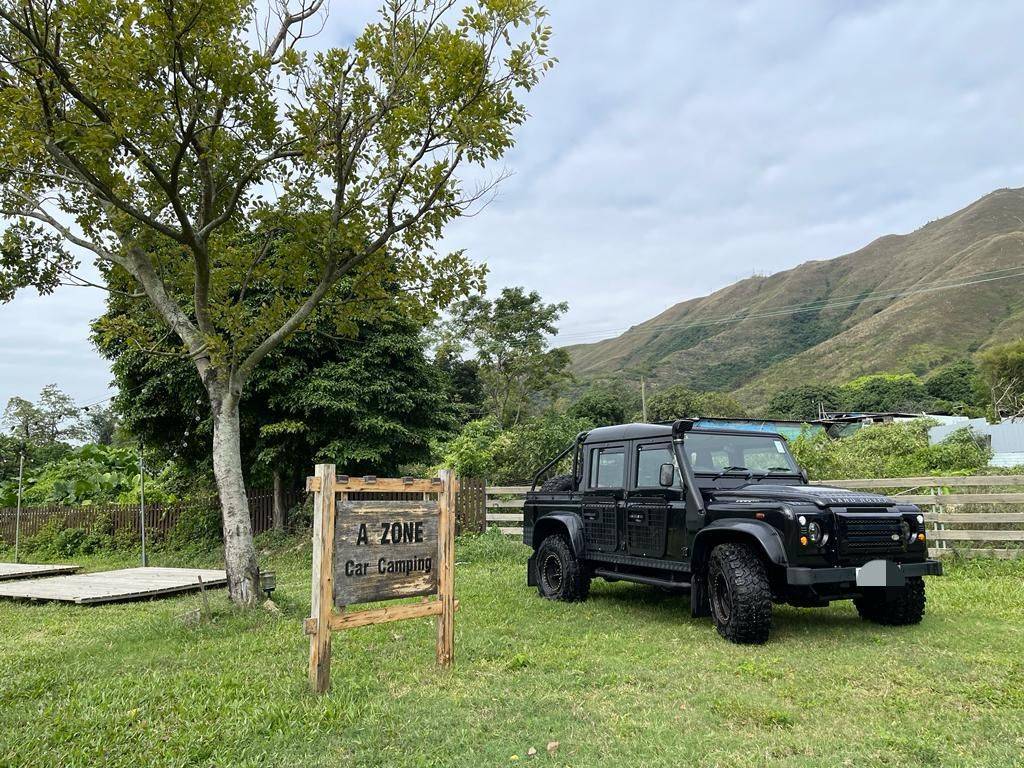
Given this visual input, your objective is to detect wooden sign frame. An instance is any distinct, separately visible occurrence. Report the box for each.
[303,465,457,693]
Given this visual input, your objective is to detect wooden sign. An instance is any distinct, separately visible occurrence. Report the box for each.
[333,501,438,605]
[304,466,457,694]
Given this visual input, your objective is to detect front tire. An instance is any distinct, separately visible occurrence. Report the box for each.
[535,534,590,602]
[854,577,926,625]
[708,543,772,644]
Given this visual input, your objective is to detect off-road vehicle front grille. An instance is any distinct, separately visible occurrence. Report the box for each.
[837,514,905,557]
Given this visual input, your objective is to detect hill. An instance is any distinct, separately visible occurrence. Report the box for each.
[565,187,1024,404]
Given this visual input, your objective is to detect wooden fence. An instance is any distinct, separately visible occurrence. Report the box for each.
[0,487,305,545]
[0,479,487,546]
[482,475,1024,559]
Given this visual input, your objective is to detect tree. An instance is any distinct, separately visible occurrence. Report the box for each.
[0,0,552,605]
[924,360,980,404]
[567,381,640,426]
[644,385,747,422]
[83,404,120,446]
[3,384,85,445]
[97,293,461,529]
[446,287,570,427]
[978,340,1024,419]
[838,374,930,413]
[765,384,841,420]
[434,347,486,420]
[440,411,590,484]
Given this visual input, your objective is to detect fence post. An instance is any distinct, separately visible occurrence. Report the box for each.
[14,451,24,563]
[437,469,456,667]
[932,486,945,551]
[478,478,487,533]
[309,464,337,693]
[139,443,148,567]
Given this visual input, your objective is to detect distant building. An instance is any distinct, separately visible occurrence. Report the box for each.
[929,418,1024,468]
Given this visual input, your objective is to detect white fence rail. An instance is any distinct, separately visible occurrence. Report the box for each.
[484,476,1024,559]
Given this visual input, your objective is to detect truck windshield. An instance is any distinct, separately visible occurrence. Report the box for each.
[683,432,799,475]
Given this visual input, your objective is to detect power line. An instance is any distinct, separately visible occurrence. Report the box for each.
[554,265,1024,345]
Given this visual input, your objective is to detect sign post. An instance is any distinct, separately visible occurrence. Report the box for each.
[304,465,458,693]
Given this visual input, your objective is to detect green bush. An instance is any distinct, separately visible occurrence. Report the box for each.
[790,421,989,480]
[5,443,178,507]
[23,517,66,557]
[51,527,87,558]
[489,412,592,484]
[440,412,592,484]
[440,418,502,479]
[288,495,314,531]
[169,503,222,550]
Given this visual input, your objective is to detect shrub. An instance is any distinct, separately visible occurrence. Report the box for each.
[489,412,592,484]
[440,412,592,484]
[51,527,87,558]
[790,421,989,480]
[288,495,314,531]
[440,418,502,479]
[23,517,66,557]
[168,502,222,550]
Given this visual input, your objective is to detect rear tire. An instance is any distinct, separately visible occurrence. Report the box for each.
[708,543,772,644]
[535,534,590,602]
[854,577,926,625]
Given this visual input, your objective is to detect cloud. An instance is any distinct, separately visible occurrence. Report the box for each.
[443,0,1024,344]
[3,0,1024,406]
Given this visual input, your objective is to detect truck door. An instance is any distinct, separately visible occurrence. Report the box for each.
[581,443,626,554]
[626,441,683,560]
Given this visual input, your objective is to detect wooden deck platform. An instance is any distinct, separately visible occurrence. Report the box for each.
[0,566,228,605]
[0,563,81,582]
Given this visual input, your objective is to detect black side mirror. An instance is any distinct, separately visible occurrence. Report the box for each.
[659,463,675,487]
[799,468,809,484]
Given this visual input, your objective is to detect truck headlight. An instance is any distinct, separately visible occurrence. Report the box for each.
[807,521,823,545]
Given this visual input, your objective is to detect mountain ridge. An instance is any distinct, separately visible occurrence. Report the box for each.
[564,187,1024,403]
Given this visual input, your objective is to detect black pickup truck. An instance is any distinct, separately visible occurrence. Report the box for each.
[523,420,942,644]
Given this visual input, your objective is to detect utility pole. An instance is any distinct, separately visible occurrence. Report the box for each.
[14,450,24,564]
[139,441,147,567]
[641,377,648,422]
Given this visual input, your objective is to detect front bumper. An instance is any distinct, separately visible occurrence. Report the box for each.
[786,559,943,587]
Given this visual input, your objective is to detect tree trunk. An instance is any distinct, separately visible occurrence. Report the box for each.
[211,392,261,606]
[272,469,286,532]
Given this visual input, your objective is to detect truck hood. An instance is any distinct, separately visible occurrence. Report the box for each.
[708,483,895,508]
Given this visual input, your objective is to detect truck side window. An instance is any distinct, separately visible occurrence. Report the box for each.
[589,447,625,489]
[636,444,678,487]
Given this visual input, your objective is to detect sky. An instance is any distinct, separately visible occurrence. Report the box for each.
[3,0,1024,409]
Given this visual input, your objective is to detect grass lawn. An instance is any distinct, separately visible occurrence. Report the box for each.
[1,532,1023,768]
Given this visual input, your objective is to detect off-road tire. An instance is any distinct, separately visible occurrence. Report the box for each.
[539,474,574,493]
[536,534,591,602]
[854,577,926,625]
[708,543,772,644]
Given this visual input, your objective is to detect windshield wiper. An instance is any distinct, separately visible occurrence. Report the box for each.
[756,466,797,477]
[712,465,752,480]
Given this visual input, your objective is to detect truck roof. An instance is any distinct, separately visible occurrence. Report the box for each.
[583,421,787,444]
[584,423,673,442]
